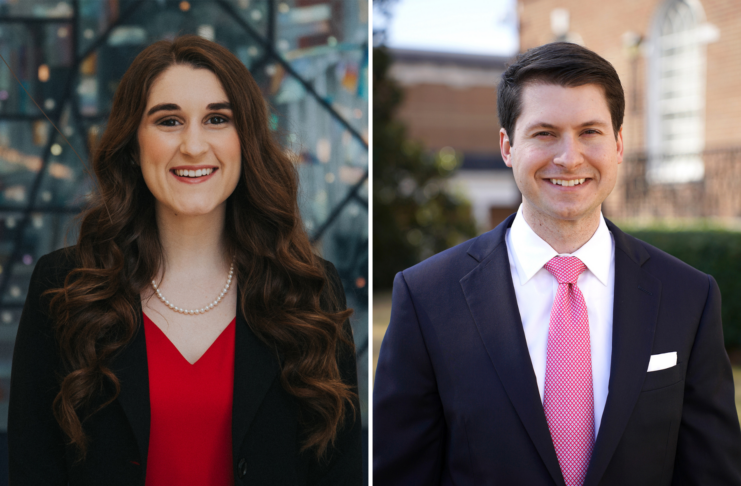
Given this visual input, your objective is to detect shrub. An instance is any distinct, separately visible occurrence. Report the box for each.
[624,229,741,350]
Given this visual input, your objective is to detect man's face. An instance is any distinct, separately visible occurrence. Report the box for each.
[500,83,623,225]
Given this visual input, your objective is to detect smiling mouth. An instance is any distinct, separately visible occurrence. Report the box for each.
[549,178,587,187]
[172,168,216,178]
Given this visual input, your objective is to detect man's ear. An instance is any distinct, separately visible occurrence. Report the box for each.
[500,128,513,167]
[616,126,624,165]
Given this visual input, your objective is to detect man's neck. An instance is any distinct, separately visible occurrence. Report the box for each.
[521,202,602,254]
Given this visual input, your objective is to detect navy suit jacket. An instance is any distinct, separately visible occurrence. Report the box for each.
[374,214,741,485]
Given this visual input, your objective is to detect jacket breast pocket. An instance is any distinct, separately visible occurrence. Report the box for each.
[641,362,684,392]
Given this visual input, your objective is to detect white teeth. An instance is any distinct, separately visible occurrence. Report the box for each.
[175,168,214,178]
[550,178,586,186]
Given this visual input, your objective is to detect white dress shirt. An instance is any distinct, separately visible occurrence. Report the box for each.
[505,205,615,436]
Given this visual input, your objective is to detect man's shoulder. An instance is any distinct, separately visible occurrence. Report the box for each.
[400,226,506,291]
[609,222,711,285]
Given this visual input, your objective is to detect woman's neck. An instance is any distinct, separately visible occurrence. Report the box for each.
[155,202,231,276]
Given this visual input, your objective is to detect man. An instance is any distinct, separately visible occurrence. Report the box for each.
[373,42,741,486]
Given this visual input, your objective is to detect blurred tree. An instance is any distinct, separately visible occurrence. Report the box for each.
[373,47,478,290]
[372,0,397,46]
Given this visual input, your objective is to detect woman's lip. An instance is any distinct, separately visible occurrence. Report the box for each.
[170,165,218,171]
[170,167,218,184]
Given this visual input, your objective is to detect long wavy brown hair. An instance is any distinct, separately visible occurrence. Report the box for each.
[44,35,355,459]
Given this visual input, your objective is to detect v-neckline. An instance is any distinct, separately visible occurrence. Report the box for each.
[143,312,236,366]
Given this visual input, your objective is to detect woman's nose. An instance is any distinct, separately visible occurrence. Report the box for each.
[179,124,209,158]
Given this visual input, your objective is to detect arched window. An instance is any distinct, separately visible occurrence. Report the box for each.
[647,0,717,183]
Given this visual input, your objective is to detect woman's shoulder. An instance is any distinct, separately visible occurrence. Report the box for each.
[316,256,346,310]
[317,256,338,276]
[32,246,80,288]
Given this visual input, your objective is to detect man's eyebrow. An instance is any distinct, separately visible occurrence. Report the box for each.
[524,121,558,131]
[578,120,610,128]
[146,101,232,117]
[524,120,610,131]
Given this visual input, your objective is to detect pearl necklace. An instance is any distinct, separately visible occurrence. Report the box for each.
[151,262,234,315]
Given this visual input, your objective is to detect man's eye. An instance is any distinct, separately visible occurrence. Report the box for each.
[583,129,599,135]
[535,131,552,137]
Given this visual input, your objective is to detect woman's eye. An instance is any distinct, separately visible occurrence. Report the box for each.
[208,115,228,125]
[159,118,180,127]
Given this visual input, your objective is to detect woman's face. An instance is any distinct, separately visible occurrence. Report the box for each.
[137,64,242,219]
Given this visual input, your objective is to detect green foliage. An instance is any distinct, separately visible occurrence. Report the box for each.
[625,229,741,350]
[373,47,478,289]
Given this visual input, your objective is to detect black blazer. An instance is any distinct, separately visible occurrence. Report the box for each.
[374,214,741,485]
[9,248,362,485]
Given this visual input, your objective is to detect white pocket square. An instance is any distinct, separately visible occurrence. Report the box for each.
[647,352,677,372]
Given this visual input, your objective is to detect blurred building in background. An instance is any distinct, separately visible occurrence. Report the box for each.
[0,0,368,478]
[388,47,519,231]
[520,0,741,220]
[389,48,520,231]
[388,0,741,226]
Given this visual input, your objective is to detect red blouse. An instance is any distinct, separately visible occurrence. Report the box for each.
[143,313,236,486]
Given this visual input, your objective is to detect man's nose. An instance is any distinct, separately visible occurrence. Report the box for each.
[552,135,584,169]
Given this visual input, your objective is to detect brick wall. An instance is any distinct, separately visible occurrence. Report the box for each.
[395,83,500,153]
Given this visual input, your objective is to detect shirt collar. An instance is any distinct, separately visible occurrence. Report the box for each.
[509,204,612,286]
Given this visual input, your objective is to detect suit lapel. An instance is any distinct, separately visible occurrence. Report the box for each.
[231,310,281,464]
[461,215,566,486]
[584,221,662,486]
[111,312,151,468]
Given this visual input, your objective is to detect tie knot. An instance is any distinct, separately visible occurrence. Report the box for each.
[545,256,586,284]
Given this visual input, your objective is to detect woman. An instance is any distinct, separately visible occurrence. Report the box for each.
[8,36,362,485]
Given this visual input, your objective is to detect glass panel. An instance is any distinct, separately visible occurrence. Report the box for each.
[221,0,271,38]
[33,107,95,209]
[77,0,128,54]
[0,121,47,209]
[0,22,74,117]
[274,0,368,55]
[0,212,25,268]
[0,0,73,18]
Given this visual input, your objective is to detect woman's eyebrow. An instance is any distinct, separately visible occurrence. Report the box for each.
[147,103,179,116]
[146,101,231,117]
[207,102,231,110]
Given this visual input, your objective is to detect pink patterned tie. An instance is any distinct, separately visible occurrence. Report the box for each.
[543,256,594,486]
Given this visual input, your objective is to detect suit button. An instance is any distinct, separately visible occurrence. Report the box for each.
[238,458,247,478]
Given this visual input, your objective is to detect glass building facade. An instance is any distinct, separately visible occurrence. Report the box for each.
[0,0,368,477]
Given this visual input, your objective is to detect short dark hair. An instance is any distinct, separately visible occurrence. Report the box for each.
[497,42,625,145]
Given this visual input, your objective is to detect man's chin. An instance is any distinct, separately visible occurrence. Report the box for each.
[548,207,602,223]
[529,202,601,224]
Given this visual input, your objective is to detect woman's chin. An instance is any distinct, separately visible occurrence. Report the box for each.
[158,201,226,219]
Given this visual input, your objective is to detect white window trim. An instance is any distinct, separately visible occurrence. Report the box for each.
[646,0,718,184]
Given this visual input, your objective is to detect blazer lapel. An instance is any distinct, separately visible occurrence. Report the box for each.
[460,215,566,486]
[231,310,281,464]
[584,221,662,486]
[111,312,151,468]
